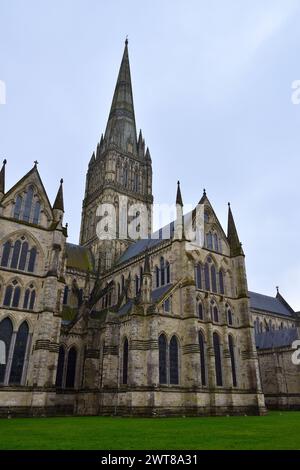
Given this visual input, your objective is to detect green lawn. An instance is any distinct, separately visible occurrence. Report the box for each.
[0,412,299,450]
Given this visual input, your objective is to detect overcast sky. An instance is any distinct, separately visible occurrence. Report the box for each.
[1,0,300,309]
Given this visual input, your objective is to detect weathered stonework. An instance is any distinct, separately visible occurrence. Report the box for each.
[0,41,298,418]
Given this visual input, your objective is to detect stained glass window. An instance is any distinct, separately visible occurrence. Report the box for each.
[169,336,179,385]
[159,334,167,385]
[11,240,21,269]
[18,242,28,271]
[196,264,202,289]
[3,286,13,307]
[213,332,222,386]
[198,302,203,320]
[0,318,13,383]
[211,265,217,293]
[23,186,34,222]
[9,322,29,385]
[199,331,206,386]
[160,257,165,286]
[65,347,77,388]
[204,263,210,291]
[33,201,41,225]
[228,335,237,387]
[28,247,37,273]
[12,286,21,308]
[13,195,23,220]
[1,241,11,267]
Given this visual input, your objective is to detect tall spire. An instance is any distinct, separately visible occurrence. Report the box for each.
[104,39,138,155]
[227,203,244,256]
[0,159,7,195]
[53,178,64,212]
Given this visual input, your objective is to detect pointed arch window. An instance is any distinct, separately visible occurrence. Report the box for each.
[9,322,29,385]
[63,286,69,305]
[210,300,219,323]
[166,262,170,284]
[65,347,77,389]
[14,195,23,220]
[55,345,65,388]
[0,318,13,384]
[3,285,13,307]
[23,186,34,222]
[213,332,222,386]
[1,241,11,267]
[211,265,217,293]
[228,335,237,387]
[18,242,29,271]
[122,338,129,385]
[135,274,139,296]
[204,263,210,291]
[33,201,41,225]
[159,334,167,385]
[23,285,36,311]
[169,336,179,385]
[10,240,21,269]
[206,232,213,250]
[4,282,21,308]
[160,257,165,286]
[198,331,206,386]
[155,266,160,288]
[213,233,219,252]
[195,264,202,289]
[12,286,21,308]
[198,302,204,320]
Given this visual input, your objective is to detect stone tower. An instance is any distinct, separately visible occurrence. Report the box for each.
[80,40,153,272]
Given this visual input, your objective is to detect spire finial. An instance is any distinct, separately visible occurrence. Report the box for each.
[60,178,63,185]
[176,180,183,206]
[3,159,7,166]
[276,286,279,294]
[125,35,128,46]
[228,202,231,207]
[203,188,206,196]
[34,160,38,167]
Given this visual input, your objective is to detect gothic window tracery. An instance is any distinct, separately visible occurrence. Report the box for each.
[13,186,41,225]
[0,318,30,386]
[0,237,37,273]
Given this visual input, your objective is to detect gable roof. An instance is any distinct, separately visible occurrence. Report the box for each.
[3,165,53,212]
[249,291,294,317]
[255,328,299,350]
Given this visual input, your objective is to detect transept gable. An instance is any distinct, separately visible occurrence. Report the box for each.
[1,165,54,228]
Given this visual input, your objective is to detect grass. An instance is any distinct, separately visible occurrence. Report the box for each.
[0,412,300,450]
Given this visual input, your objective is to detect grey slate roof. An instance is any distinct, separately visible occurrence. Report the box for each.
[118,300,134,316]
[249,291,294,317]
[151,284,173,303]
[255,328,299,350]
[116,212,194,265]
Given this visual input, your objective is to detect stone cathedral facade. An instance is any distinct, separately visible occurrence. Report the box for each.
[0,41,299,417]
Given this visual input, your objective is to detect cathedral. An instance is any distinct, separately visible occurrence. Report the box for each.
[0,41,299,417]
